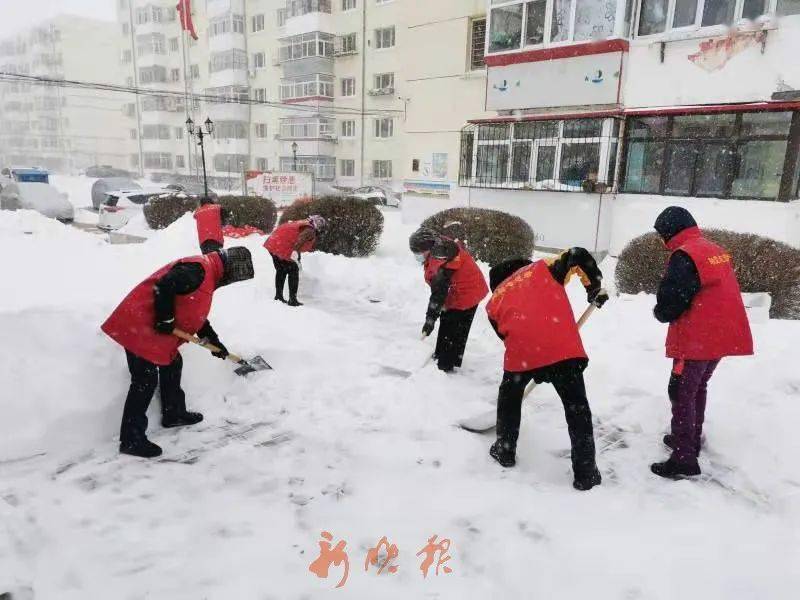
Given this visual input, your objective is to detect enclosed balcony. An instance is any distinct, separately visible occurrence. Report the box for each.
[283,0,334,37]
[279,74,334,102]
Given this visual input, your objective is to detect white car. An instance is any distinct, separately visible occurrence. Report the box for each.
[98,187,168,230]
[0,182,74,222]
[348,186,401,207]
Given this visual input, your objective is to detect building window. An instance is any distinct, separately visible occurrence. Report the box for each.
[341,120,356,137]
[637,0,776,36]
[287,0,333,18]
[469,18,487,70]
[338,32,358,54]
[341,77,356,97]
[373,72,394,91]
[136,33,166,56]
[143,152,173,170]
[215,121,249,139]
[169,37,179,52]
[778,0,800,15]
[255,123,269,138]
[488,0,618,52]
[122,50,132,64]
[122,22,130,35]
[343,0,357,10]
[139,66,167,84]
[209,49,248,73]
[622,111,799,201]
[375,26,396,49]
[280,155,336,180]
[256,158,269,171]
[142,124,172,140]
[460,118,619,191]
[214,154,249,172]
[170,68,180,82]
[176,155,185,168]
[252,14,265,32]
[373,160,393,179]
[254,88,267,102]
[374,118,394,138]
[253,51,266,69]
[209,13,246,37]
[279,32,335,62]
[340,159,355,177]
[175,127,184,140]
[280,74,335,100]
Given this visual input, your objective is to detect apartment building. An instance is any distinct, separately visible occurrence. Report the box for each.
[0,16,130,172]
[403,0,800,254]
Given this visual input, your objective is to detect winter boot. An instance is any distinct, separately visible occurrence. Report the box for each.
[287,298,304,307]
[573,467,602,491]
[274,294,287,303]
[120,438,163,458]
[650,458,701,480]
[489,439,516,468]
[162,411,204,429]
[663,434,703,456]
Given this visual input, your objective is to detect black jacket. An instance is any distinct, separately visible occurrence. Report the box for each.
[153,262,221,343]
[424,239,461,325]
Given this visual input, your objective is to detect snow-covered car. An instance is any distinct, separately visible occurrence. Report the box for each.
[348,186,401,207]
[97,187,167,231]
[91,177,141,210]
[0,182,74,223]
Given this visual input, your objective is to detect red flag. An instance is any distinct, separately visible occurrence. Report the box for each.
[177,0,198,41]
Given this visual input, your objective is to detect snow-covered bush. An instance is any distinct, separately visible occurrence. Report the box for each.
[279,196,384,257]
[142,193,197,229]
[615,230,800,319]
[218,195,277,233]
[421,207,535,266]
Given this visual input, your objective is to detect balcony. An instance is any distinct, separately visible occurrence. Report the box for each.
[283,0,334,37]
[280,74,334,102]
[278,118,336,141]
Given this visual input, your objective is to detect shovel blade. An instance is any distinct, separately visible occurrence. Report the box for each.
[234,355,272,377]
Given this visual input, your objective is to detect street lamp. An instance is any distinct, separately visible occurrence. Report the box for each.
[291,141,298,172]
[186,116,214,201]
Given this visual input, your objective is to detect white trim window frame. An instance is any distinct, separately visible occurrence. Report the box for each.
[635,0,780,39]
[341,119,356,137]
[375,26,396,49]
[487,0,626,55]
[374,117,394,138]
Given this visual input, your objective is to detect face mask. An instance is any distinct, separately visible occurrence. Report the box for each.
[414,253,426,265]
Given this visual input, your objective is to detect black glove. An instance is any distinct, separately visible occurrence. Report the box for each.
[209,340,229,360]
[421,319,436,337]
[588,287,609,308]
[154,318,175,334]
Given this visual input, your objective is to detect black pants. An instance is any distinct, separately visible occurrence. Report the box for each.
[434,306,477,372]
[120,350,187,444]
[271,253,299,300]
[496,360,597,478]
[200,239,223,254]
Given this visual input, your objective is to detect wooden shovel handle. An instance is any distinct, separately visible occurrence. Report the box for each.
[173,329,244,364]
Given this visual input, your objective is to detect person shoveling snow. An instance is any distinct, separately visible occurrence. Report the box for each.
[264,215,326,307]
[485,249,609,491]
[101,247,255,458]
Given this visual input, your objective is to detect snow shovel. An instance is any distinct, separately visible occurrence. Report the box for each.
[377,332,435,379]
[173,329,272,376]
[458,298,602,433]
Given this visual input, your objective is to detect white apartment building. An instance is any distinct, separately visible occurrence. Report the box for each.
[403,0,800,255]
[0,16,131,172]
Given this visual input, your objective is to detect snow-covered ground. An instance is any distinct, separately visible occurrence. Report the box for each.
[1,207,799,599]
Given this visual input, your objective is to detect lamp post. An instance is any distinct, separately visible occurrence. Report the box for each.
[186,116,214,200]
[291,141,298,172]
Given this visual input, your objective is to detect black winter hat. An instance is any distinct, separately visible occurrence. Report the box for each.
[489,258,533,292]
[654,206,697,242]
[409,227,440,253]
[218,247,254,287]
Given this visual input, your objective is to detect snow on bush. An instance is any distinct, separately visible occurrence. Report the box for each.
[279,196,384,257]
[218,195,277,234]
[615,230,800,319]
[142,193,197,229]
[421,207,535,267]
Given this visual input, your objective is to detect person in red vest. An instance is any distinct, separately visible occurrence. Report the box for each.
[264,215,326,306]
[650,207,753,479]
[193,197,230,254]
[102,247,255,458]
[486,249,609,491]
[409,227,489,372]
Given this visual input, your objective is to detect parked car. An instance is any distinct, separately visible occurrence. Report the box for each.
[164,181,217,199]
[98,187,169,230]
[0,182,74,223]
[348,186,401,207]
[91,177,142,210]
[85,165,132,178]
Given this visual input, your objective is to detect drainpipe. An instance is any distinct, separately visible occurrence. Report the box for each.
[359,0,367,187]
[128,0,144,177]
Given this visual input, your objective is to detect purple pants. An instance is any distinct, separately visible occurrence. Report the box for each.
[668,359,720,465]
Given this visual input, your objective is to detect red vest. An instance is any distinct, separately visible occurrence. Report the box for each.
[194,204,223,246]
[264,221,315,260]
[101,254,223,366]
[665,227,753,360]
[486,260,587,373]
[424,243,489,311]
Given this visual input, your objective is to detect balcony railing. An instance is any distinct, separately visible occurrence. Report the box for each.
[279,75,334,101]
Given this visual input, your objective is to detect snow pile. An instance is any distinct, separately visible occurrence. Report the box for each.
[1,209,799,598]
